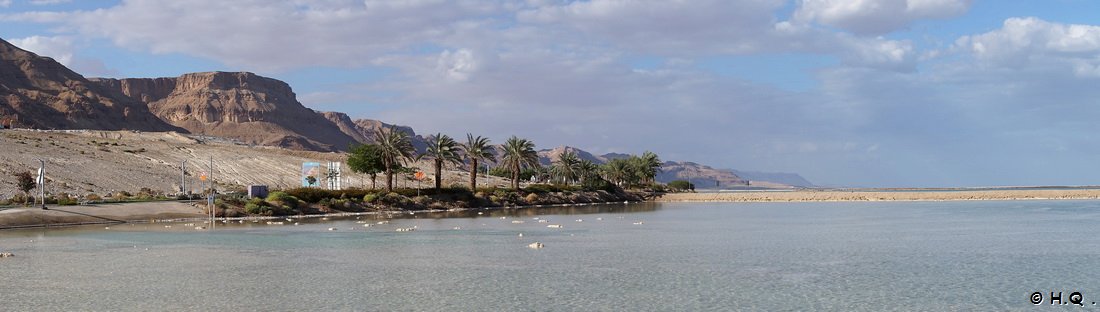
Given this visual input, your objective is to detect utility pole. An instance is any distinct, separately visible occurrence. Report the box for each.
[208,156,214,223]
[180,160,186,196]
[37,159,46,210]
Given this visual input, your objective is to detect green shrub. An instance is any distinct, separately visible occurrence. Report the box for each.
[667,180,695,192]
[363,194,378,203]
[266,191,299,209]
[284,187,374,203]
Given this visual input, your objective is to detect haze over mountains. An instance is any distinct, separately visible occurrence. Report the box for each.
[0,37,809,188]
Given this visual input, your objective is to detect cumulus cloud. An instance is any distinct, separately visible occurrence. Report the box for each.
[794,0,973,35]
[10,35,74,65]
[517,0,917,70]
[4,0,504,71]
[956,17,1100,77]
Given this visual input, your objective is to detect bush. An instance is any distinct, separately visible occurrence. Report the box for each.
[55,193,78,206]
[284,187,374,203]
[363,193,378,203]
[266,191,299,209]
[667,180,695,192]
[524,193,540,204]
[524,184,579,193]
[378,192,414,208]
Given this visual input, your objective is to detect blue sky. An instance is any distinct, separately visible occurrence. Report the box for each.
[3,0,1100,188]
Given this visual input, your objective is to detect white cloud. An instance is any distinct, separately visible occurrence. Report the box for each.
[29,0,71,5]
[8,0,504,71]
[0,0,11,8]
[794,0,973,35]
[10,35,74,65]
[955,17,1100,77]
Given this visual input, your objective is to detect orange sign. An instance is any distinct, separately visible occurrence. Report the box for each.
[414,171,425,180]
[200,172,208,181]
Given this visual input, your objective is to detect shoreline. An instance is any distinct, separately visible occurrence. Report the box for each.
[654,189,1100,202]
[0,199,641,230]
[8,188,1100,229]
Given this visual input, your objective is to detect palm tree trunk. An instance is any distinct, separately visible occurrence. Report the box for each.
[434,159,443,191]
[469,159,478,192]
[385,167,393,192]
[511,164,519,190]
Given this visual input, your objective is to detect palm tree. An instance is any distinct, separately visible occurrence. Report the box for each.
[373,126,416,192]
[602,158,630,187]
[577,159,599,185]
[500,136,540,190]
[420,133,463,191]
[460,134,495,191]
[638,151,661,184]
[552,151,581,185]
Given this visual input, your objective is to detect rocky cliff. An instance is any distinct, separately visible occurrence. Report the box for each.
[0,38,180,131]
[93,72,359,151]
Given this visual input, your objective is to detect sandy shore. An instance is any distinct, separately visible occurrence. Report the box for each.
[0,201,206,229]
[655,189,1100,202]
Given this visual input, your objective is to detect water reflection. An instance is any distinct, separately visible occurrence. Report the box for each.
[361,202,661,221]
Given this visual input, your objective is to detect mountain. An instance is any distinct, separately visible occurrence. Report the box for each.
[656,161,749,189]
[320,111,428,153]
[731,169,814,187]
[600,153,631,161]
[92,72,359,151]
[0,38,180,131]
[538,146,606,166]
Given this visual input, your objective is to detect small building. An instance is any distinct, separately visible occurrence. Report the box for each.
[247,185,269,199]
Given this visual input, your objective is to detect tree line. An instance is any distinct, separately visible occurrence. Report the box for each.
[345,126,664,193]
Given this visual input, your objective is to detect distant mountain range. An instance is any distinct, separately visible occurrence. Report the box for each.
[0,37,810,188]
[537,146,812,188]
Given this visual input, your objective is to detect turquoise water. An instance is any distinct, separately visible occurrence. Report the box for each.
[2,201,1100,311]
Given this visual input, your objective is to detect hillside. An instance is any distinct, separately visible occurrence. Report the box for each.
[656,161,750,189]
[0,129,511,199]
[537,146,606,166]
[92,72,359,152]
[0,38,180,131]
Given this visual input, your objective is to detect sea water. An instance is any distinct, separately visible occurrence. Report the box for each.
[2,201,1099,311]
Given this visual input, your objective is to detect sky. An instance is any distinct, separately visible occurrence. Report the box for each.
[2,0,1100,188]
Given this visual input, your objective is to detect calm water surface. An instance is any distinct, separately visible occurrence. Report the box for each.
[2,201,1100,311]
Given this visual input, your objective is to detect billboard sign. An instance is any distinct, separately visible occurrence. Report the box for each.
[302,162,321,187]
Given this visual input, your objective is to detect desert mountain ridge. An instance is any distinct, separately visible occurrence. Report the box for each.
[537,146,812,188]
[0,37,810,188]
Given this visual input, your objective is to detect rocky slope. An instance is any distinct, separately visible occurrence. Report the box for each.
[93,72,359,151]
[0,38,180,131]
[656,161,751,189]
[320,111,428,153]
[0,129,513,198]
[538,146,607,166]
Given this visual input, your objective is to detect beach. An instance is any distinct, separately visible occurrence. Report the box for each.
[0,201,205,229]
[654,188,1100,202]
